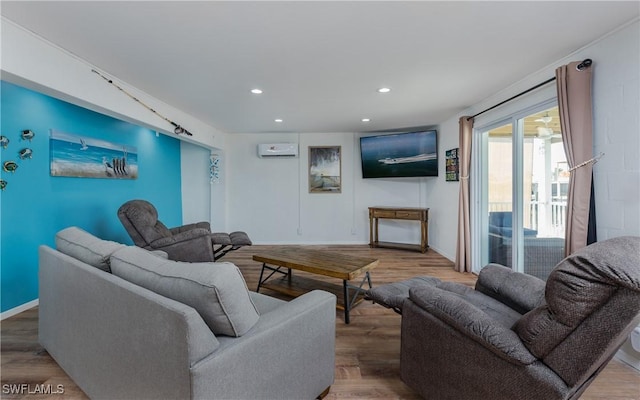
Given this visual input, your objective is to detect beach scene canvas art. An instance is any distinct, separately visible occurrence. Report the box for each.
[50,130,138,179]
[309,146,341,193]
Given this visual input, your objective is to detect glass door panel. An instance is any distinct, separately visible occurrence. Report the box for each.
[486,123,513,268]
[480,105,566,281]
[521,107,566,279]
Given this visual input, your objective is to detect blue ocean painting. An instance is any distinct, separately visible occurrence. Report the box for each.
[50,130,138,179]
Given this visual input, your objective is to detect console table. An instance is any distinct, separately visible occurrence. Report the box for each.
[368,207,429,253]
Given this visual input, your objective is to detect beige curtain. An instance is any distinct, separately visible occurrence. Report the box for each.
[556,61,594,256]
[455,116,474,272]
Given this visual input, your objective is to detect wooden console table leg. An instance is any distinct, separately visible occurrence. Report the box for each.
[374,218,379,246]
[369,214,376,248]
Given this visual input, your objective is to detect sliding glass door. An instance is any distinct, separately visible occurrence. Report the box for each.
[477,104,567,280]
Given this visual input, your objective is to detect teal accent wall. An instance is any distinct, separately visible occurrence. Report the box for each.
[0,81,183,313]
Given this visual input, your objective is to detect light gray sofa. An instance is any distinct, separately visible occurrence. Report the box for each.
[39,227,336,400]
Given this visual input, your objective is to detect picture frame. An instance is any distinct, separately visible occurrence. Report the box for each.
[309,146,341,193]
[50,130,138,179]
[445,148,459,182]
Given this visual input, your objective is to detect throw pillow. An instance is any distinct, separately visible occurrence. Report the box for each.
[110,246,260,337]
[55,226,125,273]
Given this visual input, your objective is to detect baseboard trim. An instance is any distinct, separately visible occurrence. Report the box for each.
[1,299,39,320]
[615,349,640,372]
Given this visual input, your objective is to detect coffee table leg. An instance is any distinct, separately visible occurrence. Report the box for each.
[257,263,266,292]
[343,280,350,324]
[343,272,374,324]
[257,263,290,292]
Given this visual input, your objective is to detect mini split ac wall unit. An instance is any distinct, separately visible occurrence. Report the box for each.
[257,143,298,158]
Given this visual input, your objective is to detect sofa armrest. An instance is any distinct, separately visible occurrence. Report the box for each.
[152,228,212,247]
[150,229,215,262]
[475,264,546,314]
[190,290,337,400]
[401,297,568,400]
[170,221,211,234]
[409,285,536,365]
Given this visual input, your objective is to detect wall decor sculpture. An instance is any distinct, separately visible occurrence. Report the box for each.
[3,161,18,173]
[18,148,33,159]
[309,146,341,193]
[21,129,35,141]
[50,130,138,179]
[210,153,220,184]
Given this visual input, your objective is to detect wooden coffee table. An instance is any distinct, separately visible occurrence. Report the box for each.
[253,247,379,324]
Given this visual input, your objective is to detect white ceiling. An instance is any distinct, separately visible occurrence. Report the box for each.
[2,1,639,134]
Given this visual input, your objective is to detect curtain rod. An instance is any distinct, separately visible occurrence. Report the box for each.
[467,58,592,121]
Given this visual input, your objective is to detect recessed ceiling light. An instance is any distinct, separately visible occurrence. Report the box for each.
[251,88,263,94]
[377,87,391,93]
[362,118,371,122]
[275,119,283,123]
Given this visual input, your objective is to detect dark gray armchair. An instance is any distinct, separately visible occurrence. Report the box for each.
[117,199,251,262]
[367,236,640,400]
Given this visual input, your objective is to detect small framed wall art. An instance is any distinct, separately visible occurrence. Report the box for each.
[446,148,459,182]
[309,146,341,193]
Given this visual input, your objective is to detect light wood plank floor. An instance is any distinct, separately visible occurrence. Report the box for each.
[2,245,639,399]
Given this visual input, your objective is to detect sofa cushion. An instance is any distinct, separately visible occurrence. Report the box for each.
[110,246,260,337]
[514,236,640,358]
[55,226,125,272]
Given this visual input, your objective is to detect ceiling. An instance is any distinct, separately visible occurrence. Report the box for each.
[2,1,638,134]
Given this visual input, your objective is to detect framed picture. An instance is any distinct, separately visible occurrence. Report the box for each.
[309,146,341,193]
[50,130,138,179]
[445,148,459,182]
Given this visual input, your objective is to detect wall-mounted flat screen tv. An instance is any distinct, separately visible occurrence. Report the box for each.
[360,130,438,178]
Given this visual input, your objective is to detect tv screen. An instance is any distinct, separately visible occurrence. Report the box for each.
[360,130,438,178]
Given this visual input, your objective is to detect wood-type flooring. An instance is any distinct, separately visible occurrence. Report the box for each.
[2,245,639,399]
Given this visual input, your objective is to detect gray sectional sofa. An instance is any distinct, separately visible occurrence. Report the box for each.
[39,227,336,400]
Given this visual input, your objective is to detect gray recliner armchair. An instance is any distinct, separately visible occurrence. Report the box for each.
[367,236,640,400]
[117,199,251,262]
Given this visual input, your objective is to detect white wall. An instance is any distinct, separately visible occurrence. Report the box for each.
[1,19,226,151]
[2,18,227,227]
[227,132,436,247]
[433,19,640,368]
[180,142,212,224]
[590,21,640,239]
[444,19,639,242]
[227,21,639,257]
